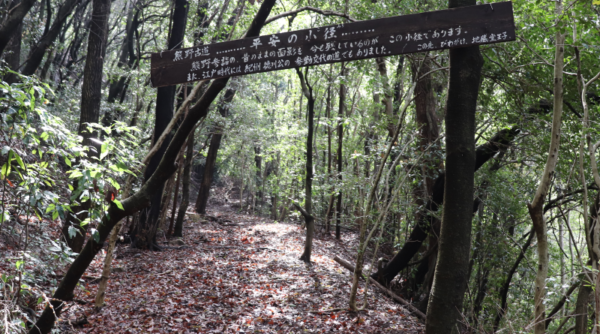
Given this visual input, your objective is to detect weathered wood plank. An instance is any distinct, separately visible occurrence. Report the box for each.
[151,1,514,87]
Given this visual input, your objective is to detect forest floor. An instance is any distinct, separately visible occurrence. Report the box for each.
[57,202,425,333]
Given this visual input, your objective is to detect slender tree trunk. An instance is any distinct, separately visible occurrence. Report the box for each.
[296,67,315,263]
[2,20,21,82]
[526,2,564,332]
[29,1,276,331]
[493,230,535,330]
[20,0,81,76]
[324,81,334,233]
[336,65,345,240]
[133,0,188,250]
[101,0,140,128]
[425,1,483,332]
[168,162,183,234]
[173,129,195,237]
[0,0,36,57]
[254,146,262,209]
[194,88,236,213]
[39,47,56,80]
[60,0,111,253]
[158,173,176,231]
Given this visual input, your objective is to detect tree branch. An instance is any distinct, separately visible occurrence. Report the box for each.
[265,6,356,25]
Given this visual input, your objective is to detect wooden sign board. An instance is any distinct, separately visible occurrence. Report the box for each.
[151,1,515,87]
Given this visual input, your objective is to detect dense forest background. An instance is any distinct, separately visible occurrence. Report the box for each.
[1,0,600,333]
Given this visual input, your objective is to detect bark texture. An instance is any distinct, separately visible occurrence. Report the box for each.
[425,0,483,331]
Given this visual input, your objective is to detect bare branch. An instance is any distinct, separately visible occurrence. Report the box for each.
[265,6,356,25]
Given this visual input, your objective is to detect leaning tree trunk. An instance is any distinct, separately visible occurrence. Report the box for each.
[0,0,37,57]
[133,0,188,250]
[425,0,483,333]
[374,127,520,285]
[2,19,22,83]
[20,0,81,76]
[526,2,564,332]
[60,0,111,253]
[28,1,277,332]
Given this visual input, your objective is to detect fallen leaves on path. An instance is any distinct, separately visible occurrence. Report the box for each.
[61,209,424,333]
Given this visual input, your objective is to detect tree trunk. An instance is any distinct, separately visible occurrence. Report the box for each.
[325,80,334,233]
[336,65,345,240]
[425,0,483,332]
[527,2,565,332]
[20,0,81,76]
[158,173,176,231]
[0,0,36,57]
[375,127,520,285]
[60,0,111,253]
[2,19,21,83]
[296,67,315,263]
[105,2,138,103]
[168,161,183,234]
[493,230,535,330]
[133,0,188,250]
[194,88,236,213]
[575,273,592,334]
[28,1,276,332]
[173,129,195,237]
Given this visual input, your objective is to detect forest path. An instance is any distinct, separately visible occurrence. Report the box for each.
[64,208,424,333]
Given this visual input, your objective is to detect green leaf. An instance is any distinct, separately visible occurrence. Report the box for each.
[13,151,25,170]
[45,204,55,214]
[68,170,83,179]
[65,157,71,167]
[100,142,109,160]
[67,226,78,239]
[80,217,91,227]
[91,228,100,243]
[0,211,9,224]
[113,199,124,210]
[1,163,8,178]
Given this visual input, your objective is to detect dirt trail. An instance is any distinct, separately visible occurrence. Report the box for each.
[62,207,424,333]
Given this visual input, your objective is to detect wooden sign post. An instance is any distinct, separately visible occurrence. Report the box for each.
[151,1,515,87]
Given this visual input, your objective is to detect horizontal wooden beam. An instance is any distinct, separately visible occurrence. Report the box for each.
[151,1,514,87]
